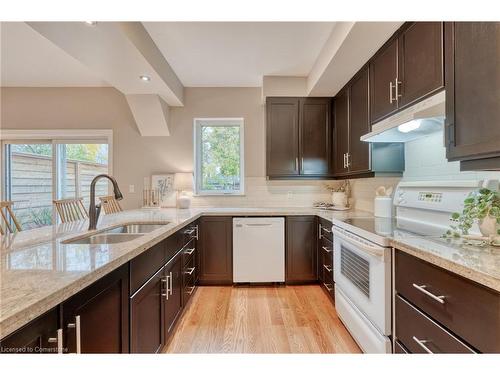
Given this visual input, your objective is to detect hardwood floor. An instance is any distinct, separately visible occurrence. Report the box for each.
[163,285,361,353]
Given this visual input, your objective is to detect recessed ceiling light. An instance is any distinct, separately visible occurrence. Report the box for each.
[139,75,151,82]
[84,21,97,26]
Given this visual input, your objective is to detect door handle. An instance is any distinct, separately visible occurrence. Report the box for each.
[47,328,63,354]
[67,315,81,354]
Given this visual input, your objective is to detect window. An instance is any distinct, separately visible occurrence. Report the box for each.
[194,118,244,195]
[1,130,112,230]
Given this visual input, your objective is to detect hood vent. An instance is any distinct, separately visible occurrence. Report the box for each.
[361,90,445,143]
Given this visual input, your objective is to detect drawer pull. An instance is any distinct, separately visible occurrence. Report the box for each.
[412,284,446,304]
[185,267,195,275]
[323,264,333,272]
[412,336,434,354]
[321,226,332,234]
[323,282,334,292]
[186,286,196,295]
[184,247,195,255]
[322,246,332,253]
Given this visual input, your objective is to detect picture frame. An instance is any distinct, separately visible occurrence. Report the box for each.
[151,174,176,208]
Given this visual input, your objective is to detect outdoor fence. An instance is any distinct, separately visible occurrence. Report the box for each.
[9,152,108,229]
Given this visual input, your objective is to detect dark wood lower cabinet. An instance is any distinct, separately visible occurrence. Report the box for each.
[198,216,233,285]
[130,266,165,353]
[286,216,317,283]
[0,308,60,354]
[62,264,129,354]
[164,252,183,340]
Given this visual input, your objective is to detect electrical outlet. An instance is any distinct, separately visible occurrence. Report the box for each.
[129,185,135,193]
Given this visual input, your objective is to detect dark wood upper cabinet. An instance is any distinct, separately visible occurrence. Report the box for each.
[370,38,399,123]
[445,22,500,169]
[286,216,317,283]
[198,216,233,284]
[370,22,444,125]
[62,264,129,354]
[398,22,444,107]
[299,98,331,175]
[266,97,300,177]
[0,308,60,354]
[266,97,332,178]
[130,266,164,353]
[333,89,349,176]
[163,252,183,341]
[348,68,371,174]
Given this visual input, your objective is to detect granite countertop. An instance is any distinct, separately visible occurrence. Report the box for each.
[0,207,370,339]
[2,206,499,340]
[391,234,500,293]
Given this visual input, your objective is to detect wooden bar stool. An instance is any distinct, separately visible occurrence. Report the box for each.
[99,195,123,214]
[53,198,88,223]
[0,201,22,234]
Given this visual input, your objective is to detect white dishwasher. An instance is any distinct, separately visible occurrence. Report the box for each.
[233,217,285,283]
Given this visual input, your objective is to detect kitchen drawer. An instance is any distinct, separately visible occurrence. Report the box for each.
[181,238,196,266]
[395,295,475,353]
[180,222,198,248]
[318,218,333,242]
[394,340,409,354]
[130,241,166,295]
[395,250,500,353]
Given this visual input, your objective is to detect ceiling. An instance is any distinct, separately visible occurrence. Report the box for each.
[143,22,336,87]
[1,22,109,87]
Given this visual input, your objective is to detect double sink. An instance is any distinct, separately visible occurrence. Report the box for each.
[64,223,167,245]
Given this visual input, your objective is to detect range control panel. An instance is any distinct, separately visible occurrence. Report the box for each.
[417,192,443,203]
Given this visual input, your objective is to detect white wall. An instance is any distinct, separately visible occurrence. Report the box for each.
[403,131,500,182]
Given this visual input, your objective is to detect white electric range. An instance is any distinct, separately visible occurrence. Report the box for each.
[331,180,491,353]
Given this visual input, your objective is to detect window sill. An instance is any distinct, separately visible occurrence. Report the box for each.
[193,192,246,197]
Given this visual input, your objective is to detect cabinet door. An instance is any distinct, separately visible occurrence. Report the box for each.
[198,216,233,285]
[130,266,164,353]
[286,216,317,283]
[398,22,444,107]
[266,97,300,177]
[62,265,129,353]
[348,67,371,173]
[0,308,60,354]
[164,252,183,340]
[333,89,350,176]
[445,22,500,162]
[370,38,398,123]
[299,98,331,175]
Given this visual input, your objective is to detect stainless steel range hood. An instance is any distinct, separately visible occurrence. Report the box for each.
[361,90,445,143]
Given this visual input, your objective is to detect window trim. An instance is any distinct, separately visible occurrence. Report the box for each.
[193,118,245,196]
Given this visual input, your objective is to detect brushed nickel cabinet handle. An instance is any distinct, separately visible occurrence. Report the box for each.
[322,246,332,253]
[67,316,81,354]
[321,226,332,234]
[168,272,173,296]
[412,284,445,304]
[295,157,299,171]
[319,224,323,239]
[389,81,395,103]
[412,336,434,354]
[323,283,334,292]
[323,264,333,272]
[186,286,195,295]
[185,267,195,275]
[184,247,195,255]
[396,79,402,98]
[47,328,63,354]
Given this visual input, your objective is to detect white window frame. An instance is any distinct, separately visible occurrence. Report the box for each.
[193,118,245,196]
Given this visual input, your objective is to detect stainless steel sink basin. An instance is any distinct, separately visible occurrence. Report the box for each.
[103,223,167,234]
[65,233,144,245]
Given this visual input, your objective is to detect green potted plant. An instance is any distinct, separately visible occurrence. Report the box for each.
[447,187,500,239]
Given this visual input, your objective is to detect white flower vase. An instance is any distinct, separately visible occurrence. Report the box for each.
[479,215,499,237]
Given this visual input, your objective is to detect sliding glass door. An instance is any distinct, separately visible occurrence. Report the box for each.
[2,140,109,230]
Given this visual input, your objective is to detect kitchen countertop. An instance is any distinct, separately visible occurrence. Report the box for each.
[0,207,371,340]
[2,206,499,340]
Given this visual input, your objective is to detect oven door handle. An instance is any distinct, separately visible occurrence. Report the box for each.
[332,228,386,259]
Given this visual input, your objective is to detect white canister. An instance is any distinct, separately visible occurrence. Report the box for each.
[332,191,348,208]
[374,196,393,218]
